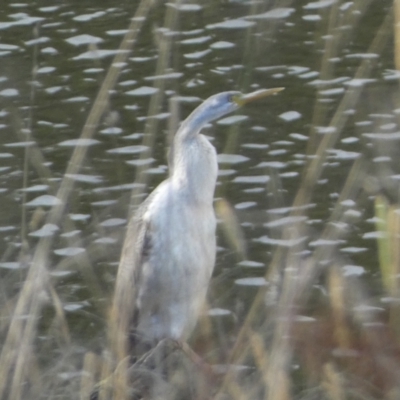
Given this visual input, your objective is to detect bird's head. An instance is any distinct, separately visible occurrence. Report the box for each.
[186,87,284,130]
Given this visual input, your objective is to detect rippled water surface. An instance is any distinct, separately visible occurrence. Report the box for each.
[0,0,397,397]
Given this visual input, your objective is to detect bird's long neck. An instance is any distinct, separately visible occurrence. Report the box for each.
[169,121,218,206]
[175,102,212,141]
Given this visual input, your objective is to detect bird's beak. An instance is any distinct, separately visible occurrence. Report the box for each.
[234,87,285,106]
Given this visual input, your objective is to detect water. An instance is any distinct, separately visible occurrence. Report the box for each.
[0,0,397,398]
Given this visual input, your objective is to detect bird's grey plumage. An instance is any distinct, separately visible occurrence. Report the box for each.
[108,88,284,357]
[133,134,218,340]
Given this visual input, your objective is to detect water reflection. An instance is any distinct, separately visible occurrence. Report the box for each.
[0,0,397,398]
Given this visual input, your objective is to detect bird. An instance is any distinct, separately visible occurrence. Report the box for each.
[108,88,284,360]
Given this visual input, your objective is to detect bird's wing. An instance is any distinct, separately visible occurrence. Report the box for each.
[107,193,154,361]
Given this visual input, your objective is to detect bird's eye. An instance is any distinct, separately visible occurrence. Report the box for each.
[228,94,239,103]
[228,93,241,105]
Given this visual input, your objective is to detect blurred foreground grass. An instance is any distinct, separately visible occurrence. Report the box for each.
[1,1,400,400]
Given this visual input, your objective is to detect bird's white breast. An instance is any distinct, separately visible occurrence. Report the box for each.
[136,179,217,340]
